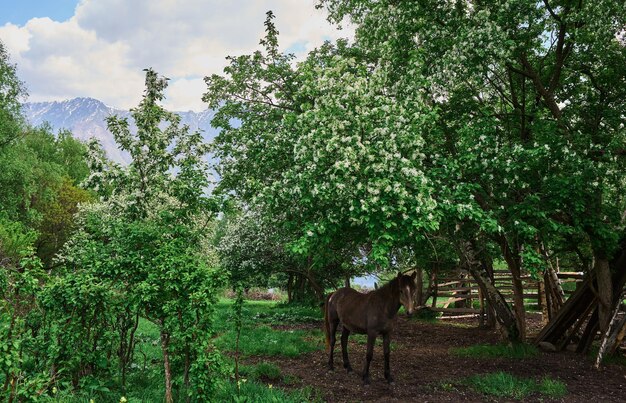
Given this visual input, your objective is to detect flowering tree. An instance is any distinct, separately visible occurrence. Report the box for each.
[205,12,438,290]
[320,0,626,342]
[54,69,223,402]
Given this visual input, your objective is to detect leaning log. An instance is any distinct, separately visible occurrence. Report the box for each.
[535,241,626,351]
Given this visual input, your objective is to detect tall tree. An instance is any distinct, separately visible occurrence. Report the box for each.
[320,0,626,341]
[205,12,438,289]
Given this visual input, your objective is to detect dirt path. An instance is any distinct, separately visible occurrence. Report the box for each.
[250,316,626,402]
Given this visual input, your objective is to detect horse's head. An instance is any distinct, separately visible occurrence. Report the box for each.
[397,271,418,316]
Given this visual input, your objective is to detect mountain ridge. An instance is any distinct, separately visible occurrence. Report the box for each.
[22,97,218,164]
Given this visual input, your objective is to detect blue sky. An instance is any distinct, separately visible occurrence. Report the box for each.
[0,0,80,25]
[0,1,353,111]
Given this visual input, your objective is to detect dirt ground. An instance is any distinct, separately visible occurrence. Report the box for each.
[248,315,626,402]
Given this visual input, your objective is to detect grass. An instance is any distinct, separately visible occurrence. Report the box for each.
[215,325,323,357]
[240,362,283,381]
[450,343,539,359]
[214,380,320,402]
[465,371,567,400]
[213,298,322,332]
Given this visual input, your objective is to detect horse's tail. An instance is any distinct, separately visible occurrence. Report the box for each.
[323,293,332,351]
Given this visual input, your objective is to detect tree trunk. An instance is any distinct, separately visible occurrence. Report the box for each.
[482,255,497,328]
[161,331,173,403]
[594,255,613,334]
[287,273,293,303]
[415,268,424,306]
[462,238,520,341]
[467,263,521,342]
[430,263,439,308]
[501,238,526,341]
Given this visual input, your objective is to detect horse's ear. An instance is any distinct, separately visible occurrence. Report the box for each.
[397,271,402,278]
[411,271,417,280]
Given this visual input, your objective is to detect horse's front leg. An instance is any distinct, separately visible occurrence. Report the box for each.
[340,326,353,372]
[383,332,394,384]
[362,332,376,385]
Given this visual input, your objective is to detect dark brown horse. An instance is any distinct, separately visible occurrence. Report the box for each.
[323,272,418,384]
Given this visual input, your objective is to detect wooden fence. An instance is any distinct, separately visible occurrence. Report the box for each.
[429,269,584,318]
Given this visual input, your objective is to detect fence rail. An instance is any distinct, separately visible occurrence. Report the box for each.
[429,270,584,317]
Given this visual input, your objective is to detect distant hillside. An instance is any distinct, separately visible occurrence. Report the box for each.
[23,97,218,164]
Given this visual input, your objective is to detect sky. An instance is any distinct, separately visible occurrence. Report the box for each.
[0,0,353,112]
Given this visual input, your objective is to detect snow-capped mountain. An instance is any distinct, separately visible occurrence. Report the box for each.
[22,97,218,164]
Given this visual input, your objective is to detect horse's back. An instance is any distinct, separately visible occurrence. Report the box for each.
[328,287,370,333]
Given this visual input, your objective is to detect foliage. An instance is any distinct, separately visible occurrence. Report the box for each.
[23,69,225,402]
[316,0,626,341]
[0,39,26,149]
[464,371,567,400]
[205,12,437,273]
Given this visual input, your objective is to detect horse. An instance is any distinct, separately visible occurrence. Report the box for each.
[323,272,418,385]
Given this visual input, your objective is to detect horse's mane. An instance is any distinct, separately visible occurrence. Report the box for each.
[373,275,399,295]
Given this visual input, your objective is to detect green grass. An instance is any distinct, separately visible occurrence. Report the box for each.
[214,380,320,403]
[451,343,539,359]
[240,362,283,381]
[465,371,567,400]
[215,325,323,357]
[214,299,322,333]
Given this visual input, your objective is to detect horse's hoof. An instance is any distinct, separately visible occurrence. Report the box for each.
[386,376,395,384]
[345,365,353,373]
[362,378,371,386]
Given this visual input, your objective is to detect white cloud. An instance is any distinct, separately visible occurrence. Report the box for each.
[0,0,353,111]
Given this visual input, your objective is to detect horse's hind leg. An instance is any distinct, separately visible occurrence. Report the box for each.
[340,326,353,372]
[362,332,376,385]
[383,332,394,384]
[328,317,339,371]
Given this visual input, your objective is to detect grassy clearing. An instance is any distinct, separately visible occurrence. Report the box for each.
[215,325,323,357]
[464,371,567,400]
[450,343,539,359]
[214,298,323,357]
[214,299,322,332]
